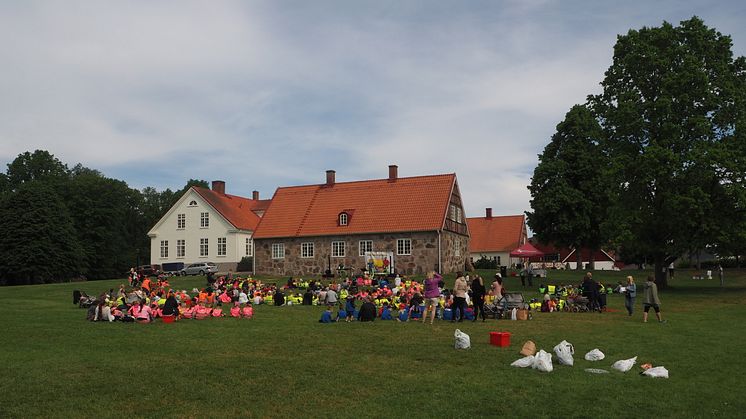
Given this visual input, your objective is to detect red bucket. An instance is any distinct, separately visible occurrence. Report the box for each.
[490,331,511,347]
[162,315,175,324]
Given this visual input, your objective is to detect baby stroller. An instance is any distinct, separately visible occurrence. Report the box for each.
[566,294,591,312]
[77,291,97,308]
[485,292,526,319]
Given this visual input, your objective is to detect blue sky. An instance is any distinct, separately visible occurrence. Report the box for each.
[1,0,745,217]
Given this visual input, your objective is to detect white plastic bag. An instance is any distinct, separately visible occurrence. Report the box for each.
[510,355,534,368]
[611,356,637,372]
[511,308,517,320]
[531,349,553,372]
[454,329,471,349]
[584,349,605,361]
[642,366,669,378]
[553,340,575,366]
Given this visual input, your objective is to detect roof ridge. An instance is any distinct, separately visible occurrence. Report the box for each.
[275,173,455,191]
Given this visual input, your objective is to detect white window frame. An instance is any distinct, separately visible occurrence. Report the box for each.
[397,238,412,255]
[177,213,185,229]
[331,241,345,257]
[454,238,461,257]
[177,239,185,258]
[245,238,253,257]
[339,213,348,226]
[200,212,209,228]
[456,207,462,223]
[359,240,372,256]
[200,238,209,257]
[272,243,285,259]
[160,240,168,258]
[217,237,227,257]
[301,242,315,258]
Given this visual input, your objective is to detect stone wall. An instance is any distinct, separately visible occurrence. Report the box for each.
[441,230,470,273]
[255,231,456,277]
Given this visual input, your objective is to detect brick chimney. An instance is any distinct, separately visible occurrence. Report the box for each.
[212,180,226,195]
[252,190,259,200]
[388,164,398,181]
[486,208,493,219]
[326,170,336,186]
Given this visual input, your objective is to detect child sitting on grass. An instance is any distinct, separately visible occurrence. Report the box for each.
[319,306,333,323]
[241,304,253,319]
[230,302,241,318]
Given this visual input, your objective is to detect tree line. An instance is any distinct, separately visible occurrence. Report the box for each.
[0,150,207,285]
[527,17,746,288]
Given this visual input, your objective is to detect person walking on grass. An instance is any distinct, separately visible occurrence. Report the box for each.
[451,272,468,322]
[643,275,665,323]
[422,271,441,325]
[470,275,486,322]
[624,276,636,316]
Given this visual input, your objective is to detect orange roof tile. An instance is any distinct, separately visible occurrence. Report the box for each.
[466,215,525,252]
[193,187,271,231]
[253,174,457,238]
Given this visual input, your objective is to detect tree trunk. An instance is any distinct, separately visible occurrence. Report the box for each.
[654,255,668,290]
[696,250,701,270]
[576,248,583,270]
[589,250,596,271]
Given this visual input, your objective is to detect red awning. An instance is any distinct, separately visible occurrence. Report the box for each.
[509,242,544,257]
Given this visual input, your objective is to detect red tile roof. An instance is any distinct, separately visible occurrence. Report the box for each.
[252,174,458,239]
[193,187,271,231]
[466,215,525,252]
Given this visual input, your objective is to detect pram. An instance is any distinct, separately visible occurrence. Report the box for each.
[565,294,592,312]
[484,292,527,319]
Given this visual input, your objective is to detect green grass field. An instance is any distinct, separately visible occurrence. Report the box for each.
[1,269,745,418]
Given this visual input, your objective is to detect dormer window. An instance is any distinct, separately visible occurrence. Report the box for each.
[338,212,348,226]
[188,200,197,207]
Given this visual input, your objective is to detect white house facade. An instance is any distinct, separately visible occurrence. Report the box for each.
[147,181,270,273]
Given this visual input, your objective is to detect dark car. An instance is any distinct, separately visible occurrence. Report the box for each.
[137,264,161,277]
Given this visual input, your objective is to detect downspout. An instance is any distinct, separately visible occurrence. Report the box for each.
[437,230,442,273]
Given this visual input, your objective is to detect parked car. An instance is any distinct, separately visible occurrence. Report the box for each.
[161,262,185,274]
[137,264,161,277]
[180,262,218,276]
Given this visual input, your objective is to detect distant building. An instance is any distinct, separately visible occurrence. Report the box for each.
[466,209,527,267]
[529,241,618,270]
[147,181,270,272]
[252,165,470,276]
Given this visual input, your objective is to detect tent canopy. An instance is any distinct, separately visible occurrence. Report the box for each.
[509,242,544,258]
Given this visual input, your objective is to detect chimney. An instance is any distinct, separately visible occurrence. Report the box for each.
[486,208,493,219]
[326,170,336,186]
[212,180,226,195]
[252,190,259,200]
[388,164,398,181]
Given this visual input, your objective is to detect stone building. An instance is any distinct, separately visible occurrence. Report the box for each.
[252,166,470,276]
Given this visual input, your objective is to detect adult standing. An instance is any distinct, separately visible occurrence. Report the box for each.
[718,264,724,287]
[643,275,664,323]
[451,272,468,322]
[422,271,442,325]
[470,275,486,322]
[491,274,505,314]
[623,276,636,316]
[581,272,600,311]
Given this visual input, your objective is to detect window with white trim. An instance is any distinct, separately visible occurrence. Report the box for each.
[397,238,411,255]
[200,238,208,257]
[217,237,227,256]
[177,240,185,258]
[449,204,457,221]
[456,207,462,223]
[301,242,315,258]
[177,213,185,229]
[272,243,285,259]
[359,240,373,256]
[339,212,348,226]
[454,238,461,257]
[332,241,345,257]
[200,212,209,228]
[245,238,253,257]
[160,240,168,258]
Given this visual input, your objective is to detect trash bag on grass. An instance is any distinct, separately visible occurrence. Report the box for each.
[454,329,471,349]
[510,355,534,368]
[611,356,637,372]
[553,340,575,366]
[520,340,536,357]
[642,366,669,378]
[584,349,605,361]
[531,350,553,372]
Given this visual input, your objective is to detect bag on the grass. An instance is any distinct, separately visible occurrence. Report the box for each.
[611,356,637,372]
[454,329,471,350]
[517,308,529,320]
[531,350,553,372]
[520,340,537,357]
[642,366,669,378]
[584,349,605,361]
[511,355,534,368]
[553,340,575,366]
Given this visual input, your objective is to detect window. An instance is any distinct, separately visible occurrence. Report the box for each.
[456,207,462,223]
[272,243,285,259]
[397,238,411,255]
[177,239,185,258]
[160,240,168,258]
[338,212,348,226]
[177,213,185,229]
[200,212,209,228]
[301,242,315,258]
[449,204,456,221]
[188,200,197,206]
[217,237,227,256]
[359,240,373,256]
[200,238,208,257]
[454,238,461,257]
[332,241,345,257]
[245,238,253,257]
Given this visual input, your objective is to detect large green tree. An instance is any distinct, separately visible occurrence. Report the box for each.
[527,104,612,269]
[5,149,69,190]
[591,17,746,287]
[0,181,84,285]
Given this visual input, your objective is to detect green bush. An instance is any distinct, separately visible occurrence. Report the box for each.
[236,256,253,272]
[473,256,497,270]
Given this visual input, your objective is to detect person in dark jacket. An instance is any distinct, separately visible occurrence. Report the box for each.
[358,298,377,322]
[581,272,600,311]
[274,288,285,306]
[470,276,487,322]
[162,294,180,317]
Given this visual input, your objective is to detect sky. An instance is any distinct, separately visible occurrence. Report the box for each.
[1,0,745,218]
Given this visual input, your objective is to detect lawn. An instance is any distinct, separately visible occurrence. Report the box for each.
[1,269,745,418]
